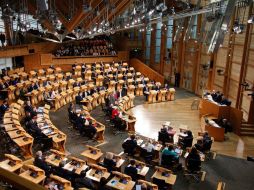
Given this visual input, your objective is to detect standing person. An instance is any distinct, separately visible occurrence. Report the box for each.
[174,70,180,87]
[0,33,5,47]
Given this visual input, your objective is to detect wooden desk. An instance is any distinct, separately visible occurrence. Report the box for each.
[63,156,88,175]
[148,90,157,103]
[152,167,176,185]
[12,134,33,159]
[19,165,46,184]
[205,123,225,142]
[137,180,158,190]
[86,166,110,182]
[45,149,66,167]
[106,172,135,190]
[133,159,149,178]
[4,124,23,132]
[158,90,167,102]
[7,130,26,139]
[49,175,73,190]
[0,154,23,173]
[81,146,103,164]
[52,132,67,152]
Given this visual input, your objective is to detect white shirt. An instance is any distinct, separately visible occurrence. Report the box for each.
[144,143,155,152]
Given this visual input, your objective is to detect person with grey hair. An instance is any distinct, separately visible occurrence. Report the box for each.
[103,152,116,172]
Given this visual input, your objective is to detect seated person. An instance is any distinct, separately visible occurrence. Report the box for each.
[24,101,33,113]
[73,170,95,189]
[122,135,137,155]
[178,130,193,149]
[97,177,110,190]
[84,119,97,139]
[143,140,155,154]
[103,152,116,172]
[34,151,51,176]
[75,92,83,105]
[124,159,138,181]
[158,126,173,144]
[185,147,201,172]
[68,103,75,123]
[218,118,232,133]
[194,132,213,152]
[111,106,119,119]
[161,144,179,167]
[54,161,74,181]
[112,114,126,131]
[0,100,9,119]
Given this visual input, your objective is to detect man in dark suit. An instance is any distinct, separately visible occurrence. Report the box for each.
[124,160,138,181]
[75,93,83,105]
[0,100,9,119]
[122,135,137,156]
[143,85,149,101]
[34,151,51,176]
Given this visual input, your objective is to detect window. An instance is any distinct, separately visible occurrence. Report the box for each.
[190,15,197,39]
[165,19,173,64]
[154,20,162,64]
[145,24,151,65]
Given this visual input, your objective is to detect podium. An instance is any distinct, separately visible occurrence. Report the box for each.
[158,90,167,102]
[60,81,67,92]
[168,88,176,101]
[73,87,80,101]
[92,93,99,108]
[38,87,45,102]
[60,91,67,107]
[68,79,75,89]
[29,71,36,79]
[127,85,135,96]
[8,85,16,100]
[85,70,92,81]
[66,89,73,103]
[148,90,157,103]
[96,75,104,86]
[52,83,59,91]
[52,132,66,152]
[136,72,141,77]
[127,73,132,79]
[15,83,22,97]
[123,96,130,110]
[128,94,135,108]
[74,65,81,77]
[108,80,116,90]
[54,95,61,110]
[46,68,54,75]
[55,67,62,73]
[31,90,39,105]
[99,90,106,104]
[85,96,93,111]
[117,74,123,80]
[136,84,144,96]
[127,79,134,86]
[117,80,124,90]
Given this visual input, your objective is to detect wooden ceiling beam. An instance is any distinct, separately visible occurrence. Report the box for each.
[63,0,103,33]
[27,1,55,32]
[84,0,129,31]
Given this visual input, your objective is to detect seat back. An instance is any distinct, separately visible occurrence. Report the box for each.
[187,158,201,172]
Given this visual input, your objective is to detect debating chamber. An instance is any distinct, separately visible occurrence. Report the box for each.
[0,0,254,189]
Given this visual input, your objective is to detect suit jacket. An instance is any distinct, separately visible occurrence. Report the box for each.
[124,165,138,181]
[75,95,83,104]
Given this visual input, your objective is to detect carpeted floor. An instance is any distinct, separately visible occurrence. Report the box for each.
[48,88,254,190]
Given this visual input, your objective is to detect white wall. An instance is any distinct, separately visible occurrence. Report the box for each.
[0,58,13,72]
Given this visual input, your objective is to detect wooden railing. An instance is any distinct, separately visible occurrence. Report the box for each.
[0,167,46,190]
[129,58,165,85]
[0,46,29,57]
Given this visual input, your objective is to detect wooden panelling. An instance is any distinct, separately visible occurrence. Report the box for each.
[24,51,129,72]
[0,46,29,57]
[216,48,228,67]
[247,50,254,65]
[245,66,254,82]
[230,63,241,80]
[250,33,254,49]
[232,45,244,63]
[130,58,165,85]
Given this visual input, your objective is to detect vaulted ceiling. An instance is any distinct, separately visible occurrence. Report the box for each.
[0,0,195,42]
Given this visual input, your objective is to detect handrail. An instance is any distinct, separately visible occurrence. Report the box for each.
[0,167,46,190]
[129,58,165,85]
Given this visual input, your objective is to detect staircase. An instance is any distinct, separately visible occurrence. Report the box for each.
[240,123,254,136]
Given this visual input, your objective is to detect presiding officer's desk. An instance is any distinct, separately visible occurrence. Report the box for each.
[202,116,225,142]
